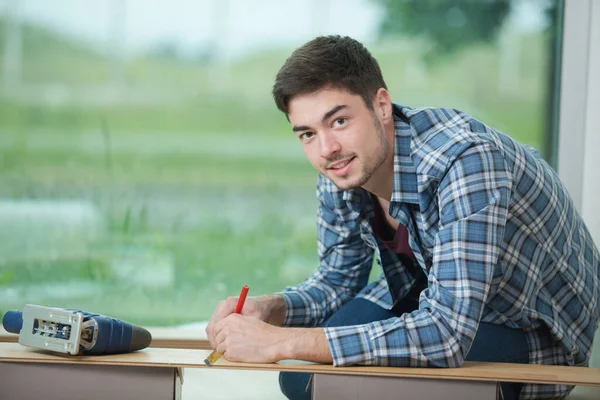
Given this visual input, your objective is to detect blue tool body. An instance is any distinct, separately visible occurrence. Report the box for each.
[2,305,151,355]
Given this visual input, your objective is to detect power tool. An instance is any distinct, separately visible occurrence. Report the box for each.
[2,304,152,355]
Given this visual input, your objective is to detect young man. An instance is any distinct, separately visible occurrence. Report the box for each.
[205,36,600,400]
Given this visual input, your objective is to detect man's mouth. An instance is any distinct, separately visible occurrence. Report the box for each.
[327,156,356,177]
[327,156,355,170]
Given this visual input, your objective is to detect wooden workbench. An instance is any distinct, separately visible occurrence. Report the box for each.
[1,342,599,400]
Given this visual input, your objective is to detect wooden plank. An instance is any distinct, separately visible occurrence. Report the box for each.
[146,327,211,350]
[1,343,599,387]
[1,326,211,349]
[0,327,16,343]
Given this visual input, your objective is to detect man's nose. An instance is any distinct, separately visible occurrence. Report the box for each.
[319,132,341,159]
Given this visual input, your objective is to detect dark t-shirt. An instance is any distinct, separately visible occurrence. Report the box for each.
[371,195,415,260]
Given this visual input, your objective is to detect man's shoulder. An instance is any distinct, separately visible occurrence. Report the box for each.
[394,104,546,185]
[395,104,516,150]
[394,105,490,177]
[395,104,479,137]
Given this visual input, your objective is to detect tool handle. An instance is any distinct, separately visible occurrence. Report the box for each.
[85,312,151,354]
[2,310,23,334]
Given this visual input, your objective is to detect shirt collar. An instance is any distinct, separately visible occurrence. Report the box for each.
[390,104,419,205]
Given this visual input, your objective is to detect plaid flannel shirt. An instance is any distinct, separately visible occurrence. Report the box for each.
[279,104,600,399]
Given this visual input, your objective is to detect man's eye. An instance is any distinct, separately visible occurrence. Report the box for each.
[333,118,347,127]
[300,132,315,141]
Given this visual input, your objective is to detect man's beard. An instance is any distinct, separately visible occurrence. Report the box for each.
[327,115,389,190]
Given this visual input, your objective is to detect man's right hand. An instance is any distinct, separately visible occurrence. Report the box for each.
[205,294,287,349]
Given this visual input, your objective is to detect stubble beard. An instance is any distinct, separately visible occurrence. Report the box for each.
[328,116,389,191]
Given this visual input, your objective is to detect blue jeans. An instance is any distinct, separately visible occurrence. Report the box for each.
[279,298,529,400]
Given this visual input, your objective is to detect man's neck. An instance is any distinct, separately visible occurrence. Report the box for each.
[361,157,394,201]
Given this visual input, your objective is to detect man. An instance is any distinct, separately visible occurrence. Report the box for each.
[205,36,600,400]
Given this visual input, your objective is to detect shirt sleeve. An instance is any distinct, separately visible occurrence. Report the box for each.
[278,174,375,327]
[323,142,513,368]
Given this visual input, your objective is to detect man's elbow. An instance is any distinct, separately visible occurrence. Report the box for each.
[426,341,466,368]
[373,344,466,368]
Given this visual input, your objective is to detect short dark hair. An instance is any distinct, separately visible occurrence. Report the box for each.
[272,35,387,115]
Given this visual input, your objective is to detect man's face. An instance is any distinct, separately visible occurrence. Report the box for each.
[288,88,390,190]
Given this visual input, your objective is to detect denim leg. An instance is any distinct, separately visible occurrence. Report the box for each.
[279,298,411,400]
[280,296,530,400]
[279,371,313,400]
[466,322,530,400]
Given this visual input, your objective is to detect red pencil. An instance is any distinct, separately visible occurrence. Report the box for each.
[234,285,249,314]
[204,285,250,366]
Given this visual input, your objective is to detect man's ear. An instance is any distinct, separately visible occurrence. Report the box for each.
[374,88,392,123]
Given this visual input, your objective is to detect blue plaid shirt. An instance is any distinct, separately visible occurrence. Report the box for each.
[279,104,600,399]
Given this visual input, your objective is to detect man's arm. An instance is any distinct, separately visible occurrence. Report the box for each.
[214,143,512,367]
[320,142,512,368]
[211,175,423,361]
[276,174,377,327]
[206,174,377,348]
[206,174,380,347]
[213,315,333,363]
[206,293,286,347]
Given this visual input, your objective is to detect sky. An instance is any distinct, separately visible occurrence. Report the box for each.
[0,0,548,60]
[1,0,382,60]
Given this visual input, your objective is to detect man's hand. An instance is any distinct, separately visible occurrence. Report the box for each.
[214,314,286,363]
[214,314,334,364]
[205,294,286,349]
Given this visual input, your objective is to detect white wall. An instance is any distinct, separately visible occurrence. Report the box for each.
[581,1,600,246]
[559,0,600,245]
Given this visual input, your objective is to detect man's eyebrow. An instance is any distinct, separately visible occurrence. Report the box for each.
[321,104,348,123]
[292,125,311,133]
[292,104,349,133]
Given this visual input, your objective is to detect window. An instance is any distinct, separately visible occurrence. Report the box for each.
[0,0,562,326]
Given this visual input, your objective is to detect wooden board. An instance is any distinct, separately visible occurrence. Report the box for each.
[0,327,16,343]
[1,326,212,349]
[146,327,211,350]
[1,343,599,387]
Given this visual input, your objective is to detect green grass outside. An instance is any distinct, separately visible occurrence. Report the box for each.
[0,21,554,325]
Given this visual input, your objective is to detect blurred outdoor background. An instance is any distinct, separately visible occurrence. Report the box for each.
[0,0,562,326]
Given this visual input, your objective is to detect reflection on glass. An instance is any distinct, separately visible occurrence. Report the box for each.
[0,0,561,325]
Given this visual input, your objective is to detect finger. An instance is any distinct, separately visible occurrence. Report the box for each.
[211,299,237,325]
[206,299,237,347]
[215,322,232,355]
[205,322,217,349]
[205,325,212,347]
[213,317,228,345]
[215,326,225,348]
[205,311,222,348]
[226,296,240,312]
[214,300,233,320]
[216,339,227,357]
[214,314,242,345]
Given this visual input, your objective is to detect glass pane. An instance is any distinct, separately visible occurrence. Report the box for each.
[0,0,562,326]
